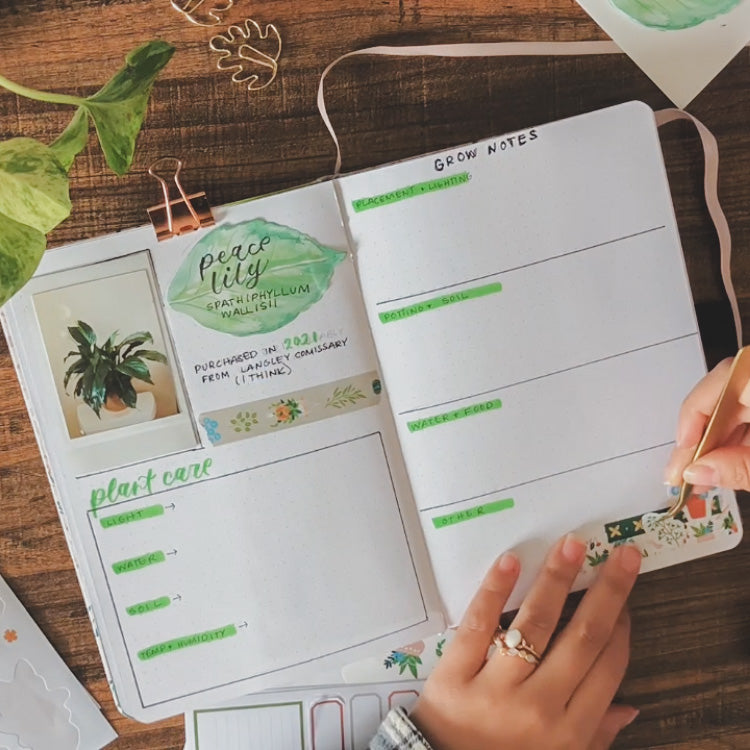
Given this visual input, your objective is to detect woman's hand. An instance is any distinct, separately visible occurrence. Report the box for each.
[664,357,750,490]
[410,536,641,750]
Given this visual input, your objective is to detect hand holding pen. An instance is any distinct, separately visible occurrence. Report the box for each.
[665,350,750,493]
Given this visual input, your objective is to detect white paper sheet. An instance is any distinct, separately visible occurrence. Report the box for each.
[574,0,750,106]
[0,574,116,750]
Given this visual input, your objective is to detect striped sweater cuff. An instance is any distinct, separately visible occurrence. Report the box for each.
[369,706,433,750]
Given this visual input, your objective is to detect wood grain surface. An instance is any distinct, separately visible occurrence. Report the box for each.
[1,1,749,748]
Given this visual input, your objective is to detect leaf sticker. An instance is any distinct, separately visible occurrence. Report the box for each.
[0,211,46,306]
[0,138,71,234]
[210,20,282,90]
[167,219,346,336]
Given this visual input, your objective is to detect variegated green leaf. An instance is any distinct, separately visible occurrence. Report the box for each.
[0,210,46,306]
[0,138,70,234]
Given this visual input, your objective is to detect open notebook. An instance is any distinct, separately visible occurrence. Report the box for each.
[1,101,741,722]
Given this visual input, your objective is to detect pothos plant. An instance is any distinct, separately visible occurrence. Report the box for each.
[0,41,175,306]
[64,321,167,417]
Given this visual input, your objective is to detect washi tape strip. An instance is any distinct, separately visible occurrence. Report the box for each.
[576,488,739,569]
[199,370,382,445]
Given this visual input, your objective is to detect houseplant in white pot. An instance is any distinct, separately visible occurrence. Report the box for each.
[63,320,167,417]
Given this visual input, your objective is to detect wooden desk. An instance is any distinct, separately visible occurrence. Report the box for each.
[1,2,749,747]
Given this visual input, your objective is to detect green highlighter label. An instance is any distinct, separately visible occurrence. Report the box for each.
[407,399,502,432]
[126,596,171,616]
[352,172,470,213]
[112,551,166,575]
[100,504,164,529]
[138,624,237,661]
[379,282,502,324]
[432,499,515,529]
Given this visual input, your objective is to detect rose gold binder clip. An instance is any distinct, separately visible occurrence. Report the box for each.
[147,157,215,241]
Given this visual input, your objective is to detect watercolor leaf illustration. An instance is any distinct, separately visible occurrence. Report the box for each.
[0,659,79,750]
[383,651,422,678]
[168,219,346,336]
[0,40,174,307]
[210,20,282,90]
[230,410,258,432]
[610,0,741,29]
[325,384,366,409]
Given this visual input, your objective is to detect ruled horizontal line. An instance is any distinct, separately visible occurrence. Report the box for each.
[376,225,666,306]
[398,332,698,416]
[419,441,674,513]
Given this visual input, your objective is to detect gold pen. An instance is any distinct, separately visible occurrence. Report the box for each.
[668,346,750,517]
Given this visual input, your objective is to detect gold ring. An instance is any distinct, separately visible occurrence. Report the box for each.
[493,627,541,665]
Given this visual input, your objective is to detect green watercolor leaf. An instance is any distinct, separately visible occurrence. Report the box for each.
[0,211,46,306]
[50,107,90,172]
[81,40,175,175]
[0,138,71,234]
[610,0,741,29]
[167,219,347,336]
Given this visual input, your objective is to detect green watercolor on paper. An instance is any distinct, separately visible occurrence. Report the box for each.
[100,504,164,529]
[112,550,165,575]
[432,499,515,528]
[167,219,345,336]
[610,0,741,29]
[137,624,237,661]
[351,172,470,212]
[126,596,171,616]
[407,399,502,432]
[379,282,502,323]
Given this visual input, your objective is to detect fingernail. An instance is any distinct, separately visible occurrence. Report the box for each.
[561,534,585,564]
[497,552,518,572]
[663,464,680,485]
[623,707,640,727]
[683,462,719,486]
[617,544,642,573]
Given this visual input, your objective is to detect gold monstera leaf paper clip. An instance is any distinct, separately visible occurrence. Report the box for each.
[171,0,233,26]
[210,20,282,90]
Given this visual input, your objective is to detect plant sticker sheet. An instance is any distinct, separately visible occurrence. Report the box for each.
[337,101,742,624]
[1,180,443,722]
[574,0,750,106]
[0,574,116,750]
[184,680,425,750]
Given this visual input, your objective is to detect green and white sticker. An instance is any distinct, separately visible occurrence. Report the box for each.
[168,219,346,336]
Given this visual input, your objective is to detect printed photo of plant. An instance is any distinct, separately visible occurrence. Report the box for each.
[33,267,181,439]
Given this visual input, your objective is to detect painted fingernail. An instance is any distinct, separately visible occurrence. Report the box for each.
[561,534,585,564]
[498,552,518,572]
[683,462,718,486]
[617,544,642,573]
